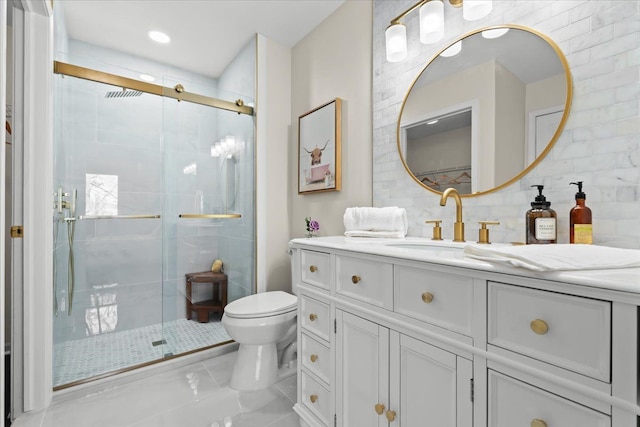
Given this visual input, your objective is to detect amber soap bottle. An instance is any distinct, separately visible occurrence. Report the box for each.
[526,185,557,244]
[569,181,592,244]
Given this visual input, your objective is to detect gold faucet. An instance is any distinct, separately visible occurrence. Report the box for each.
[440,188,465,242]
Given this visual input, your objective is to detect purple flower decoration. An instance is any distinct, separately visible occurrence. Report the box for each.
[305,217,320,237]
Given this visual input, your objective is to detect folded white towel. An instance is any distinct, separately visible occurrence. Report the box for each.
[343,207,408,237]
[463,244,640,271]
[344,230,406,238]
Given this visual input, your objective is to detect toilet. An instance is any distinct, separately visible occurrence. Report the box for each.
[222,290,298,390]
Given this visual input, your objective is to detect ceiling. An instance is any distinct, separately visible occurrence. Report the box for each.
[59,0,346,78]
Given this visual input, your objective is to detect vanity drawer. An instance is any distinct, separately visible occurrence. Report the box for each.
[488,282,611,382]
[300,295,331,341]
[301,250,331,290]
[301,333,331,384]
[394,265,473,336]
[335,254,393,309]
[488,370,610,427]
[301,370,331,427]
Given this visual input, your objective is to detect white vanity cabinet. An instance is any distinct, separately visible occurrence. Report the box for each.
[290,237,640,427]
[336,310,472,426]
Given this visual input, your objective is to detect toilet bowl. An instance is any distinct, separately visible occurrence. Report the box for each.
[222,290,298,390]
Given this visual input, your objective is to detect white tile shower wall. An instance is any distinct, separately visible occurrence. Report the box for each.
[373,0,639,248]
[54,37,255,340]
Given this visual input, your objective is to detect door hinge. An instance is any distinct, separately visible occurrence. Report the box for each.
[334,318,337,334]
[470,378,474,402]
[334,413,337,427]
[10,225,24,238]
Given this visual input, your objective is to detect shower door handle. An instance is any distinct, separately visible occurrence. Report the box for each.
[79,214,161,220]
[179,213,241,219]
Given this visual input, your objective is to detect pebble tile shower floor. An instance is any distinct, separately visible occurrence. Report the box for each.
[54,319,231,386]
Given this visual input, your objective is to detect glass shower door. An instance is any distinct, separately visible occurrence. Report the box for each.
[53,73,166,387]
[160,78,255,357]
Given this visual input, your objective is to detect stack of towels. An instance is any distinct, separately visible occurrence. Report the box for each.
[343,207,408,238]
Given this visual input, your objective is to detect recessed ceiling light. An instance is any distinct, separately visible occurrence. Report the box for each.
[427,119,439,125]
[140,74,156,82]
[148,30,170,44]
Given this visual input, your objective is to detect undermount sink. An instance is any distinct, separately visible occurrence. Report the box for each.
[386,242,465,251]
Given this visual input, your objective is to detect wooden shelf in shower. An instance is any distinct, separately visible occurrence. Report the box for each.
[185,271,228,323]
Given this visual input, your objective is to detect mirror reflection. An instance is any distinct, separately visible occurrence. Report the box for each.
[398,25,571,195]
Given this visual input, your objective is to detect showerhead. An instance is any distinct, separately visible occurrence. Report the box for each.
[105,88,143,99]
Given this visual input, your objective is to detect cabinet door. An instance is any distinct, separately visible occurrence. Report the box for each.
[390,333,473,427]
[336,310,389,427]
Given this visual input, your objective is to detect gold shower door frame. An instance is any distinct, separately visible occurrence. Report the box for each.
[52,60,253,390]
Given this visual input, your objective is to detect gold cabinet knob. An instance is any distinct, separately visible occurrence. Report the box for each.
[421,292,434,304]
[310,354,318,363]
[385,410,397,422]
[309,313,318,322]
[309,265,318,273]
[374,403,385,415]
[351,275,361,284]
[310,394,318,404]
[530,319,549,335]
[531,419,548,427]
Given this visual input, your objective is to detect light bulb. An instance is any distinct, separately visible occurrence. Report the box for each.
[419,0,444,44]
[440,41,462,57]
[463,0,492,21]
[385,23,407,62]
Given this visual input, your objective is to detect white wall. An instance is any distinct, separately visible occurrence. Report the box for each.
[4,24,12,351]
[290,0,373,238]
[256,35,294,293]
[373,0,640,248]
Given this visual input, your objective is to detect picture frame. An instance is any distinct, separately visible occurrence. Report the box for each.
[298,98,342,194]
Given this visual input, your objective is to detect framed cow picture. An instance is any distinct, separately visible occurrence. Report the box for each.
[298,98,342,194]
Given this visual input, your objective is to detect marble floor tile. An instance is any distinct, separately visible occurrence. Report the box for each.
[12,351,298,427]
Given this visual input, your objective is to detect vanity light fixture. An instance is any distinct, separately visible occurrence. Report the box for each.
[439,40,462,57]
[148,30,171,44]
[385,0,492,62]
[139,74,156,82]
[482,27,509,39]
[211,135,242,159]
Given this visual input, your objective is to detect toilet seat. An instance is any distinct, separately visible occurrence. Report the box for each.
[224,291,297,319]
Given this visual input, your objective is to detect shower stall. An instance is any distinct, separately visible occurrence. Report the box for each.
[51,45,256,388]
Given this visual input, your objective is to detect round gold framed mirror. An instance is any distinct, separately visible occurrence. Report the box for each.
[397,24,573,197]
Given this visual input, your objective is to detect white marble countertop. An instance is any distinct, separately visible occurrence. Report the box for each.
[289,236,640,295]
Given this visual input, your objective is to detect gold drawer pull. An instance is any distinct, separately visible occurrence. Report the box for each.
[309,313,318,322]
[310,354,318,363]
[374,403,385,415]
[531,419,547,427]
[530,319,549,335]
[386,410,396,422]
[310,394,318,403]
[351,275,361,284]
[309,265,318,273]
[421,292,434,304]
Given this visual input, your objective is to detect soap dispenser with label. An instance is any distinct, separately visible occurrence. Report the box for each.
[569,181,592,244]
[526,185,557,244]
